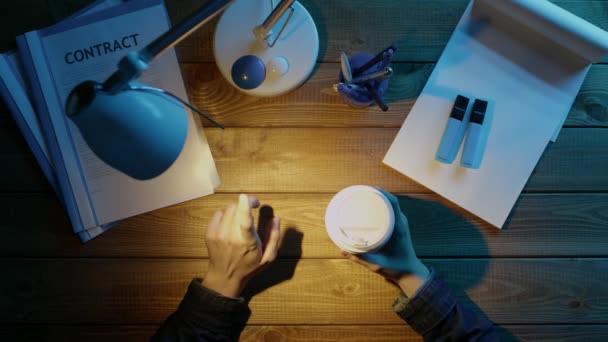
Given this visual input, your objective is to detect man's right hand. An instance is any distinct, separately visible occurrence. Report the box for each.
[341,189,430,296]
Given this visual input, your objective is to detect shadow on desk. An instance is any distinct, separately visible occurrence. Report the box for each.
[397,193,489,290]
[243,206,303,301]
[397,195,519,340]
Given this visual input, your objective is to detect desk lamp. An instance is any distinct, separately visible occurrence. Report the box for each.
[65,0,235,180]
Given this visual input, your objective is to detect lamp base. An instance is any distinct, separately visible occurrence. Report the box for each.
[214,0,319,97]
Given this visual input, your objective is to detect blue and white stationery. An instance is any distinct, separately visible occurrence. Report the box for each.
[435,95,470,164]
[16,0,220,234]
[384,0,608,228]
[460,99,489,169]
[0,0,129,242]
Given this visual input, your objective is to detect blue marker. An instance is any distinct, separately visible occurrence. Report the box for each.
[436,95,470,164]
[461,99,488,169]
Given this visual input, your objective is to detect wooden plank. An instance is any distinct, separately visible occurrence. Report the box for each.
[234,325,608,342]
[0,325,157,342]
[0,325,420,341]
[2,324,608,342]
[170,0,608,63]
[496,325,608,342]
[0,259,607,325]
[179,63,608,128]
[206,128,608,193]
[531,127,608,191]
[1,193,607,258]
[3,58,608,192]
[170,0,466,62]
[1,127,606,192]
[1,0,607,63]
[572,64,608,126]
[0,115,53,191]
[3,62,608,130]
[242,325,421,341]
[2,62,607,191]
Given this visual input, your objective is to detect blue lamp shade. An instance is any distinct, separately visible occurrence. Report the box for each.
[231,55,266,90]
[67,81,188,180]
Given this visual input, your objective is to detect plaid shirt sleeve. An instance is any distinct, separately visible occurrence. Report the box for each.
[152,279,251,342]
[392,269,499,341]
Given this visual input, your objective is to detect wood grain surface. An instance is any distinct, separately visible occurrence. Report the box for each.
[168,0,608,63]
[2,324,608,342]
[2,126,608,192]
[0,193,607,258]
[0,0,607,340]
[0,259,606,325]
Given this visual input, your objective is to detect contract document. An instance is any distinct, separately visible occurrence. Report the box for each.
[17,0,220,233]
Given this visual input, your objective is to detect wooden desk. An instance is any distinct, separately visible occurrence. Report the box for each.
[1,0,607,340]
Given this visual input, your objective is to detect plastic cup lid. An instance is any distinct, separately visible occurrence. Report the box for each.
[325,185,395,254]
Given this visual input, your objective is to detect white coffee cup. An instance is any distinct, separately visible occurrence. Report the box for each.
[325,185,395,254]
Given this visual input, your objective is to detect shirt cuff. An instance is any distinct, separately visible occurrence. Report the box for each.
[175,279,251,336]
[391,269,457,335]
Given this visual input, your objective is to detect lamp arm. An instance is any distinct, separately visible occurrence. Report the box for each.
[252,0,295,43]
[260,0,294,34]
[102,0,234,94]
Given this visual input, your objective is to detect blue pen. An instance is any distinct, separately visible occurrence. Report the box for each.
[352,45,396,77]
[351,67,392,84]
[364,82,388,111]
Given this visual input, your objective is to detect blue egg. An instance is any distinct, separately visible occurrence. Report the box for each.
[231,55,266,90]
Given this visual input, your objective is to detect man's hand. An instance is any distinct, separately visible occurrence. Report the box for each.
[202,194,281,298]
[341,189,430,297]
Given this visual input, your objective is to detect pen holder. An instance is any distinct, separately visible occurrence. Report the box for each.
[337,53,390,108]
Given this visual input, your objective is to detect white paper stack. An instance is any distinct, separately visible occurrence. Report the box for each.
[0,0,220,241]
[384,0,608,228]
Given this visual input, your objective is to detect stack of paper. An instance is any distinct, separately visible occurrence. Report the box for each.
[384,0,608,228]
[0,0,220,242]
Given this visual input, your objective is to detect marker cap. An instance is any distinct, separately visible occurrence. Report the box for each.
[325,185,395,254]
